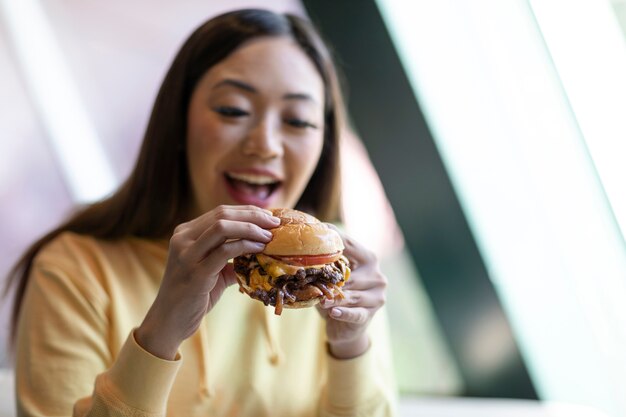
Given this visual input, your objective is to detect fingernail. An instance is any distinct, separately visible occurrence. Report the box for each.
[330,308,342,318]
[263,230,273,239]
[253,242,266,250]
[270,216,281,224]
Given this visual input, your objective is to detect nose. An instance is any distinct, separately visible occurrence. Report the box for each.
[242,116,283,159]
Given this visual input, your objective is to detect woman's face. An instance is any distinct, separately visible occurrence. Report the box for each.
[186,36,325,216]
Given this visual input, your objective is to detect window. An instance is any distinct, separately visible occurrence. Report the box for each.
[376,0,626,414]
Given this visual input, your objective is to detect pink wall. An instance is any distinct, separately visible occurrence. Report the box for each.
[0,0,305,366]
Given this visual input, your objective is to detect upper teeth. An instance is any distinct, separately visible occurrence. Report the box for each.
[227,172,279,185]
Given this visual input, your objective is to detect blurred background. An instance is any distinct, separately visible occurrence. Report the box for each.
[1,0,626,416]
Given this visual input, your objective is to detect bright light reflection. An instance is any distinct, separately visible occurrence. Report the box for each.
[376,0,626,415]
[0,0,117,203]
[530,0,626,242]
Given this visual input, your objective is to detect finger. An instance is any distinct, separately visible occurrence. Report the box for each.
[211,205,280,226]
[188,206,280,239]
[324,223,374,268]
[194,205,274,222]
[328,306,371,325]
[219,264,240,287]
[320,289,384,309]
[199,239,266,275]
[207,265,239,306]
[343,274,387,291]
[189,220,273,261]
[343,241,376,270]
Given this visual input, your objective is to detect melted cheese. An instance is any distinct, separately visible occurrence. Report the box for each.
[247,254,351,291]
[337,255,351,285]
[256,254,315,278]
[340,267,351,285]
[249,269,274,291]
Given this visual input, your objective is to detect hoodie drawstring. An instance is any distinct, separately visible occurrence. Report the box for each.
[197,320,213,398]
[261,305,283,366]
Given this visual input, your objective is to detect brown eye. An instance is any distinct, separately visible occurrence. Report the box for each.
[284,118,317,129]
[214,106,250,117]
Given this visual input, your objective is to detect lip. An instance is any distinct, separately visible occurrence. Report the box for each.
[223,167,283,208]
[225,167,283,181]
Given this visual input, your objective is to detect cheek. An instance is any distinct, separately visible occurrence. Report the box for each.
[286,134,325,185]
[188,112,218,151]
[187,114,239,164]
[186,116,233,188]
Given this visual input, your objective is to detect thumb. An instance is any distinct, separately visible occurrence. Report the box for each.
[220,263,239,287]
[207,265,239,310]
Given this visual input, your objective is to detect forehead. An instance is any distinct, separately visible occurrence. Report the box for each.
[201,36,324,102]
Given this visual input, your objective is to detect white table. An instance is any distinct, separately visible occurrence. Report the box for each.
[399,397,610,417]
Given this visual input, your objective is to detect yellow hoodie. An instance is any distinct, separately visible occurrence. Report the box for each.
[15,232,397,416]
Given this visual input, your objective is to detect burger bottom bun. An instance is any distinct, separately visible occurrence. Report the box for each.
[284,298,321,309]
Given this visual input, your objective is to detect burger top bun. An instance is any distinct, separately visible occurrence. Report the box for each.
[263,208,344,256]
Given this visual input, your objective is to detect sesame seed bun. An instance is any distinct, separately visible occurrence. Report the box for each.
[263,208,344,256]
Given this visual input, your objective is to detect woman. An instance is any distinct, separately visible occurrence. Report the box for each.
[7,9,396,417]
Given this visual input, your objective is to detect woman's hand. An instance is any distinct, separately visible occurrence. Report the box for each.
[318,228,387,359]
[135,205,280,360]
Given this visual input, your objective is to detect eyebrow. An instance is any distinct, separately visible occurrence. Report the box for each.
[213,78,317,103]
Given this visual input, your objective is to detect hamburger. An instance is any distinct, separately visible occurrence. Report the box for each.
[234,208,351,315]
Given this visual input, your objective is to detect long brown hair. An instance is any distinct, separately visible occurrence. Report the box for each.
[4,9,346,344]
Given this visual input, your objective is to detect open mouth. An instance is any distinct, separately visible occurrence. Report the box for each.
[224,172,282,207]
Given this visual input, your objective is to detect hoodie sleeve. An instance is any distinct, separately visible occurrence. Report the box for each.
[318,308,398,417]
[15,252,181,417]
[72,332,182,417]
